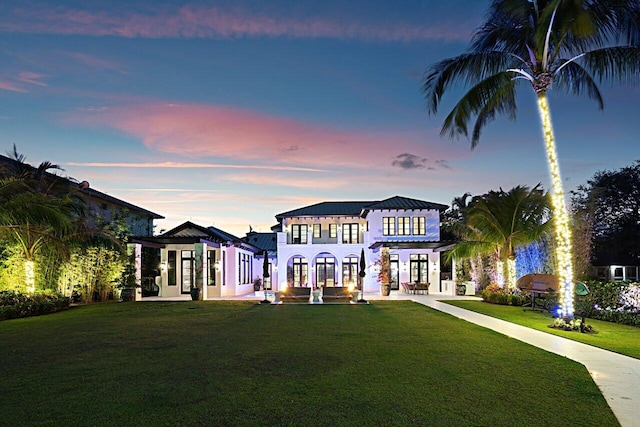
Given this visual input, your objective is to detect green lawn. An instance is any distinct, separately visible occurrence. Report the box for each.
[445,300,640,360]
[0,301,619,426]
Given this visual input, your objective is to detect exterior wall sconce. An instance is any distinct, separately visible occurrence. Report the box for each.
[160,261,168,272]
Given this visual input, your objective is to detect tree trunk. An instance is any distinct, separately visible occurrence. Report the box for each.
[537,93,574,319]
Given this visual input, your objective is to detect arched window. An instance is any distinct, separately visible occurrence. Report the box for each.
[316,257,335,287]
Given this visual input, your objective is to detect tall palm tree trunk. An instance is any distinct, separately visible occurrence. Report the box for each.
[537,93,574,318]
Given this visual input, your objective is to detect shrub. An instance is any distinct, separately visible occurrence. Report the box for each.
[575,281,640,327]
[0,290,70,321]
[481,286,529,306]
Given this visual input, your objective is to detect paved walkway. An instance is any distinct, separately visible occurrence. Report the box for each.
[144,291,640,426]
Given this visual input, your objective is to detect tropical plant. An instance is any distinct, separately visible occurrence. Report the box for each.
[0,147,81,291]
[447,185,552,290]
[0,147,125,295]
[422,0,640,317]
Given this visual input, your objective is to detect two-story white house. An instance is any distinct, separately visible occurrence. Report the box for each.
[274,195,453,294]
[134,195,454,299]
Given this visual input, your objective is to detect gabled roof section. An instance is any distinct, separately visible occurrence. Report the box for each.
[276,201,375,219]
[362,196,448,214]
[159,221,241,243]
[243,232,277,251]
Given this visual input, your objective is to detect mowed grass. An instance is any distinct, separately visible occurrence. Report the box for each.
[445,299,640,360]
[0,301,618,427]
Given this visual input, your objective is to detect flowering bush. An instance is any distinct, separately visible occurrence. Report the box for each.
[577,281,640,327]
[549,317,595,333]
[0,290,70,321]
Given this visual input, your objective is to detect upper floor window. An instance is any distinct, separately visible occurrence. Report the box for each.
[329,224,338,238]
[413,217,426,235]
[291,224,308,244]
[342,223,359,244]
[398,217,411,236]
[383,217,396,236]
[313,224,321,239]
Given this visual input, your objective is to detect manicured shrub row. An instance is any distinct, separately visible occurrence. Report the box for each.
[577,281,640,326]
[0,290,70,321]
[481,284,529,306]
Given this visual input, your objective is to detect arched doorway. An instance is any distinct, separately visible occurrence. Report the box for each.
[314,252,336,287]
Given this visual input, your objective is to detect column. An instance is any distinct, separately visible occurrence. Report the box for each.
[126,243,142,301]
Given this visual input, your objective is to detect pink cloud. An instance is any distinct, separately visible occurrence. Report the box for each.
[59,51,127,74]
[0,71,47,92]
[65,101,463,168]
[65,161,326,173]
[0,81,27,93]
[1,4,473,43]
[17,71,47,86]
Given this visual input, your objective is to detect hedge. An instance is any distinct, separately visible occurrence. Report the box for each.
[0,290,70,321]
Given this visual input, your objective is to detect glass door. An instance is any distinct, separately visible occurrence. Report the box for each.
[390,254,399,290]
[182,258,193,294]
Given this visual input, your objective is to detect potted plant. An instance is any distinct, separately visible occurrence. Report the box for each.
[120,257,138,302]
[190,284,202,301]
[253,278,262,292]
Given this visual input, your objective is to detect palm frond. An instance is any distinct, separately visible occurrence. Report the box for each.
[553,60,604,109]
[422,51,515,115]
[441,72,516,142]
[471,75,518,148]
[472,0,538,54]
[579,46,640,85]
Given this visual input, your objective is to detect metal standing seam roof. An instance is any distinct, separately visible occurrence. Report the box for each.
[275,196,448,219]
[242,232,278,251]
[275,201,375,219]
[159,221,238,242]
[362,196,449,213]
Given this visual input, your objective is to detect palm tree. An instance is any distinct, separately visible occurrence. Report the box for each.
[0,147,83,291]
[448,185,552,290]
[422,0,640,318]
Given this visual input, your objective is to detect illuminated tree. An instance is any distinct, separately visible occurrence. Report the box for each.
[422,0,640,318]
[447,185,552,290]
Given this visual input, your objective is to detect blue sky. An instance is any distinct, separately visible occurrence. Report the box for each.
[1,0,638,236]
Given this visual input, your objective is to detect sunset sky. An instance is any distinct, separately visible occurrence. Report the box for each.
[2,0,638,236]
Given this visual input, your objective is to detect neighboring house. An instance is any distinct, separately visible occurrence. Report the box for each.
[594,265,640,282]
[132,221,263,298]
[0,154,163,237]
[274,195,454,294]
[79,181,163,237]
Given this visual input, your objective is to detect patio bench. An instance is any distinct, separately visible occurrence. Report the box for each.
[321,286,352,303]
[279,287,311,303]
